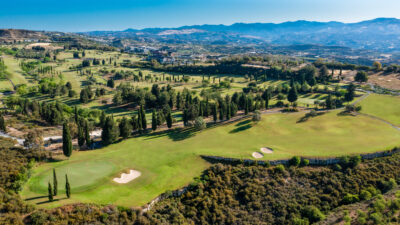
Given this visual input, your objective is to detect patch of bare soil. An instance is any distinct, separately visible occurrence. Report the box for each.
[368,72,400,90]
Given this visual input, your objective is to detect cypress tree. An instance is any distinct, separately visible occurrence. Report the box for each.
[213,104,217,123]
[99,111,106,127]
[226,102,231,120]
[141,105,147,130]
[152,110,157,131]
[219,103,224,121]
[77,119,85,148]
[101,116,119,145]
[137,110,142,132]
[166,111,173,128]
[0,115,6,132]
[48,182,53,202]
[119,117,131,139]
[65,174,71,198]
[74,106,78,123]
[287,86,298,105]
[244,99,249,115]
[53,168,57,196]
[84,120,91,147]
[62,122,72,157]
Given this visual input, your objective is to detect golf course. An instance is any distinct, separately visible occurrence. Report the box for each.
[22,104,400,208]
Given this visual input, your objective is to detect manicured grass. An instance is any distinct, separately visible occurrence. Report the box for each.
[22,110,400,208]
[360,94,400,126]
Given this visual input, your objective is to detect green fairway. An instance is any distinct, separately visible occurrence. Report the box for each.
[22,110,400,208]
[360,94,400,126]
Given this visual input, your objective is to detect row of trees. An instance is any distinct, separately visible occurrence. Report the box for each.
[48,169,70,202]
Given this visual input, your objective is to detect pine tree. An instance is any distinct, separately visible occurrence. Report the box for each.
[166,111,173,128]
[62,122,72,157]
[0,115,6,132]
[48,182,53,202]
[65,174,71,198]
[152,110,157,131]
[53,168,57,196]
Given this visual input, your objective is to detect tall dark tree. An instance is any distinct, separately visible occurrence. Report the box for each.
[53,168,57,196]
[62,122,72,157]
[99,111,106,127]
[287,86,298,105]
[48,182,53,202]
[262,90,269,109]
[152,110,157,131]
[102,116,119,145]
[213,104,218,123]
[119,117,132,139]
[84,120,91,147]
[166,111,173,128]
[74,106,78,123]
[65,174,71,198]
[345,83,356,102]
[326,95,334,109]
[77,118,85,148]
[140,105,147,130]
[0,115,6,132]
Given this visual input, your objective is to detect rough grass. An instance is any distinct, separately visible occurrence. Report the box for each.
[360,94,400,126]
[22,111,400,208]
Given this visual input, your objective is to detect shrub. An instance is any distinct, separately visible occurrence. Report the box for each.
[300,159,310,167]
[289,156,301,167]
[342,193,360,204]
[252,110,261,122]
[302,206,325,223]
[194,117,206,130]
[360,190,372,200]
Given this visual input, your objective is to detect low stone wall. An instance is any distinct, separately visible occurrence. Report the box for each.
[201,147,400,166]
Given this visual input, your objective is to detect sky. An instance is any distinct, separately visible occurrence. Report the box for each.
[1,0,400,32]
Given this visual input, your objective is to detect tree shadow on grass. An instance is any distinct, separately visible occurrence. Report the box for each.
[229,119,253,133]
[36,198,62,205]
[142,127,196,142]
[167,127,196,141]
[297,112,325,123]
[25,195,47,201]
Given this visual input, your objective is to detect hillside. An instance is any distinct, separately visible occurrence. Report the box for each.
[83,18,400,53]
[0,29,47,42]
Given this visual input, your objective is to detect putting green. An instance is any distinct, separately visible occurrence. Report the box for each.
[22,110,400,208]
[30,161,117,194]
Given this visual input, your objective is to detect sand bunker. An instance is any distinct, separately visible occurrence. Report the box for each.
[260,147,274,154]
[252,152,264,159]
[113,170,141,184]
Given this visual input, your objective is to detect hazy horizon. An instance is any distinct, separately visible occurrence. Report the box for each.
[1,0,400,32]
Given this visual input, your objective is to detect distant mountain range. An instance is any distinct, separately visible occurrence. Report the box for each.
[83,18,400,52]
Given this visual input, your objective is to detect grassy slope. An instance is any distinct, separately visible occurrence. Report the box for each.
[0,55,28,91]
[22,110,400,208]
[360,94,400,126]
